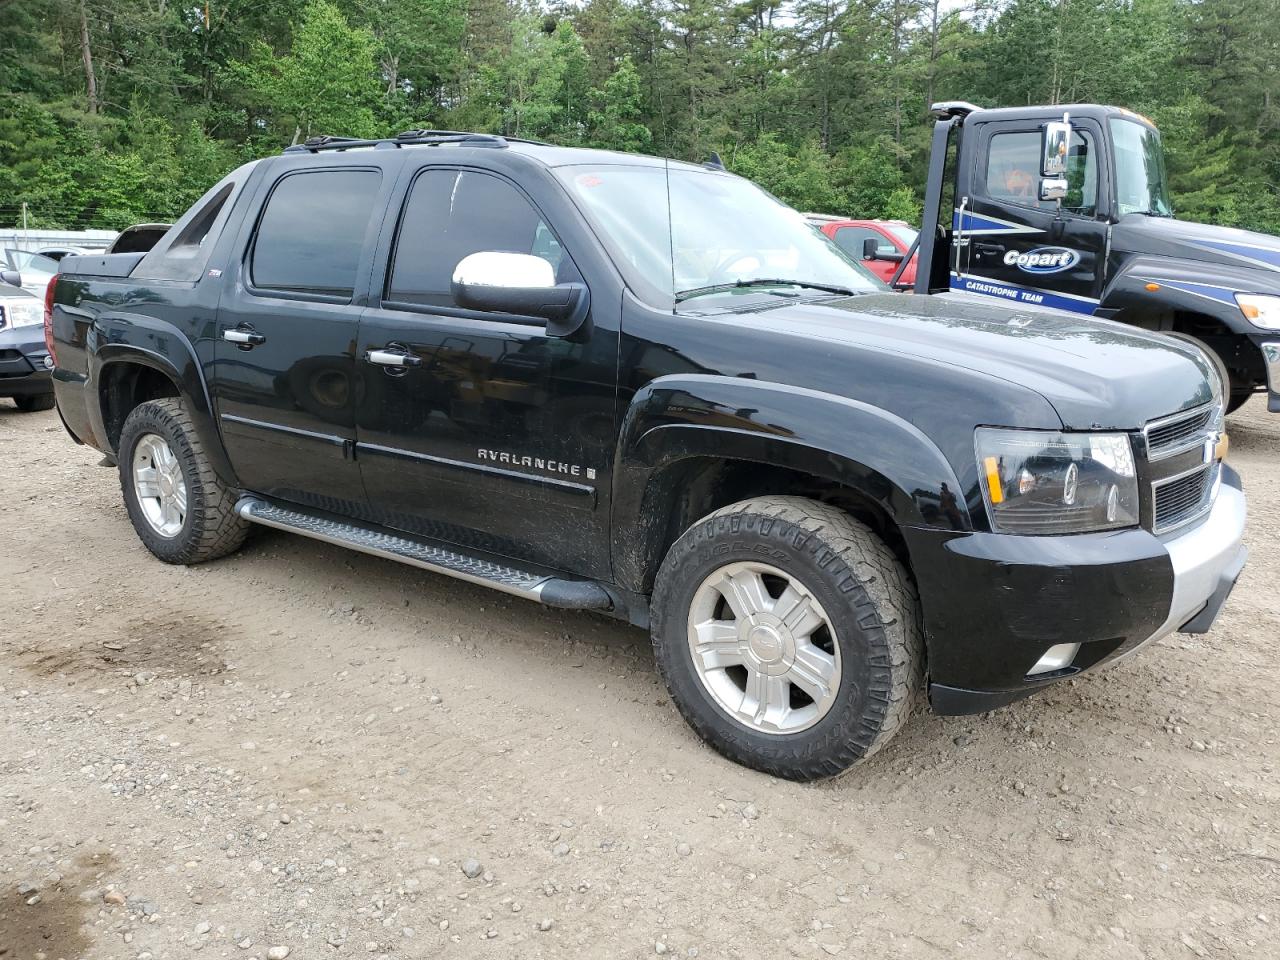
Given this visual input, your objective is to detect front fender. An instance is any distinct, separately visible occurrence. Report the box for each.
[1102,255,1278,334]
[90,320,237,486]
[611,375,971,593]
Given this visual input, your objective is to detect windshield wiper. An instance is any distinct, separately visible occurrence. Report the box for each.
[674,278,860,303]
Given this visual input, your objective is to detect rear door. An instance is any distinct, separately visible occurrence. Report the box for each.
[955,119,1110,315]
[212,163,394,512]
[352,165,618,578]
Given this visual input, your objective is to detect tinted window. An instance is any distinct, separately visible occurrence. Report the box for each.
[984,130,1097,216]
[834,226,894,259]
[251,170,382,298]
[387,170,576,308]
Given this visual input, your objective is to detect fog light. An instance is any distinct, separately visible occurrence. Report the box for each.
[1028,642,1081,676]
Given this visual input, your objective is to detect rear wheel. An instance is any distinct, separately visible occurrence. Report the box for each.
[13,393,55,412]
[651,496,923,780]
[118,398,249,564]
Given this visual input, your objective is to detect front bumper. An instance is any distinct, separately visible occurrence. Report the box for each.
[1261,340,1280,412]
[907,466,1247,715]
[0,325,53,397]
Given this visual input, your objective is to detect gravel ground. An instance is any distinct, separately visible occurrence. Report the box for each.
[1,397,1276,960]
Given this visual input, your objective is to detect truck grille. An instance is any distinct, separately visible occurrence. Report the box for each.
[1144,402,1215,460]
[1152,462,1218,533]
[1141,401,1223,534]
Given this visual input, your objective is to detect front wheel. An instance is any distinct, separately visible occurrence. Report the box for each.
[118,398,249,564]
[13,393,55,412]
[651,496,923,780]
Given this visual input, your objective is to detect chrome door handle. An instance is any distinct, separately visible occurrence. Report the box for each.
[223,328,265,346]
[365,348,421,367]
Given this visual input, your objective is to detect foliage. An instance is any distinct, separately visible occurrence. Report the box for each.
[0,0,1276,233]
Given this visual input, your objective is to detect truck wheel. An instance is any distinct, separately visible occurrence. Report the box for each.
[14,393,56,412]
[1164,332,1250,414]
[651,496,923,780]
[118,398,249,564]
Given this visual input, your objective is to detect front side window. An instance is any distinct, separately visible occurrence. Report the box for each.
[984,130,1098,216]
[555,164,883,304]
[386,169,577,308]
[251,169,382,298]
[1109,118,1173,217]
[834,226,898,259]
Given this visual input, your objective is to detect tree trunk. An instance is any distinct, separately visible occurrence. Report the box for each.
[78,0,98,115]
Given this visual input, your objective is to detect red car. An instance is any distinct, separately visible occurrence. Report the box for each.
[807,216,919,288]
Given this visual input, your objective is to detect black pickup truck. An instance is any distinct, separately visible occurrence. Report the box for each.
[47,131,1247,779]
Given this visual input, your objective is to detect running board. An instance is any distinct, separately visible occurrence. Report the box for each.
[235,497,612,610]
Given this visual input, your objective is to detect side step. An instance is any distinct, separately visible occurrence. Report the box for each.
[235,497,612,611]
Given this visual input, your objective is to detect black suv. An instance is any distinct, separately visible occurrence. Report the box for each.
[47,131,1247,779]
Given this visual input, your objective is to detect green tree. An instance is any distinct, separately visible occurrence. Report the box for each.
[227,0,383,143]
[589,55,653,152]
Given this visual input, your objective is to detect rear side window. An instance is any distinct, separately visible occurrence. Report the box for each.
[386,169,576,309]
[251,169,382,298]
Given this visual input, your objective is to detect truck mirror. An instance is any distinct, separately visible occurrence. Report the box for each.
[1041,119,1072,177]
[451,251,590,339]
[1040,177,1069,202]
[0,269,21,288]
[862,237,879,260]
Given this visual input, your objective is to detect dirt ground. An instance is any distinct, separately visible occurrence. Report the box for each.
[0,397,1276,960]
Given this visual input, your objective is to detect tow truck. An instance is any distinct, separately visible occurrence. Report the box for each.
[896,101,1280,413]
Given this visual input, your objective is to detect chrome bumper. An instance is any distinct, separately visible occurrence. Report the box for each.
[1116,482,1246,665]
[1263,342,1280,412]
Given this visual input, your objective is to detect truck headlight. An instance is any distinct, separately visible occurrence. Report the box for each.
[4,301,43,328]
[976,428,1139,534]
[1236,293,1280,331]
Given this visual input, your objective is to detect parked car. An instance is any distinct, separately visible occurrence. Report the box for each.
[48,131,1246,780]
[807,215,919,287]
[2,248,59,297]
[0,275,54,411]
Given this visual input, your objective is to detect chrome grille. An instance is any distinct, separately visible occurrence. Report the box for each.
[1144,402,1216,460]
[1152,462,1217,533]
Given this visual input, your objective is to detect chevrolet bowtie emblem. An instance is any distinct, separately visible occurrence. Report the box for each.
[1206,431,1229,463]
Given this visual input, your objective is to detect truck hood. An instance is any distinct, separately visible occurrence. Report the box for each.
[715,291,1217,430]
[1113,214,1280,275]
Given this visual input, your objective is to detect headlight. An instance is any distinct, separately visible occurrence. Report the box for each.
[4,300,43,328]
[976,428,1139,534]
[1236,293,1280,331]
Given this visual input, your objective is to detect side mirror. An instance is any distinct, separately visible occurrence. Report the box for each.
[1041,118,1072,176]
[1,269,21,288]
[1040,177,1069,202]
[450,252,589,339]
[861,238,905,263]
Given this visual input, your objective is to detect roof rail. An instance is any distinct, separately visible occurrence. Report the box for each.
[282,130,519,154]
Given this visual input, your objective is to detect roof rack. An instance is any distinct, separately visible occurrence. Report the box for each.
[282,129,551,154]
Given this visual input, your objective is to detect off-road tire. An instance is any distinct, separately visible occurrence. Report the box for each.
[14,393,55,412]
[651,496,923,780]
[118,398,249,564]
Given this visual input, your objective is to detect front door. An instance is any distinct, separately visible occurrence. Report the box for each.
[954,118,1110,316]
[212,165,391,512]
[353,166,618,578]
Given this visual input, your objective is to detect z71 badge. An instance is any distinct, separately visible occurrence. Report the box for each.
[1004,246,1081,274]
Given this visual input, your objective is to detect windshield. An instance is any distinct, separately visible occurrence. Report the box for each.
[1109,119,1173,217]
[555,164,884,304]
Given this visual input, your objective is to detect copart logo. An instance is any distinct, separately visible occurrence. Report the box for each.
[1004,247,1080,274]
